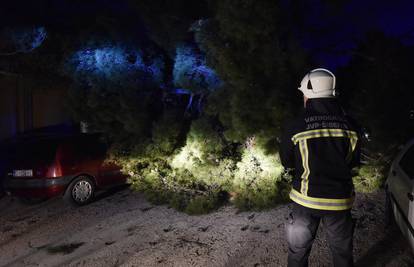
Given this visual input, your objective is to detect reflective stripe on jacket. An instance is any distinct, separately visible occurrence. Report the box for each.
[280,98,361,211]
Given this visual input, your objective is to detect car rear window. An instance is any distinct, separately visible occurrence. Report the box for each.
[7,139,61,161]
[400,145,414,179]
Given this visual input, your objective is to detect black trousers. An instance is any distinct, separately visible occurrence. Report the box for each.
[285,203,354,267]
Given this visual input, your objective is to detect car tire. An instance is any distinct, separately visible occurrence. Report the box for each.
[64,175,95,206]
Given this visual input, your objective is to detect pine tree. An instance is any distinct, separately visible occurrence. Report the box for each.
[194,0,309,151]
[339,32,414,153]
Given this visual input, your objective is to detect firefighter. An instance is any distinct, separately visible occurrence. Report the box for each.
[280,68,361,267]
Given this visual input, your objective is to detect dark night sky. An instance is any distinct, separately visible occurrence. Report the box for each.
[301,0,414,69]
[2,0,414,69]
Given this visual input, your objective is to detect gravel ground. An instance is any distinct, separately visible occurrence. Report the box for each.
[0,188,413,267]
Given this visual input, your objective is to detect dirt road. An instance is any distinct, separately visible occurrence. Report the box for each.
[0,188,412,267]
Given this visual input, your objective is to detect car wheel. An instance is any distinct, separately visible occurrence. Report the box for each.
[64,176,95,206]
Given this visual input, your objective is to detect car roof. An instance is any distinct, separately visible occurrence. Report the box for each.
[0,133,103,148]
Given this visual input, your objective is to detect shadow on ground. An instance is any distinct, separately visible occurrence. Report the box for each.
[92,184,131,203]
[355,225,413,267]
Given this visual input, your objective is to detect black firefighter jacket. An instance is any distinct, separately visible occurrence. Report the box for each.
[280,98,361,211]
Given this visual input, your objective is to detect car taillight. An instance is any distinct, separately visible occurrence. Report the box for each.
[46,162,62,178]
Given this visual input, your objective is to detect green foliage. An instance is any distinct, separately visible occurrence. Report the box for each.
[125,155,229,214]
[172,117,225,166]
[352,150,391,194]
[231,178,290,211]
[231,144,288,210]
[121,117,289,213]
[194,0,309,146]
[353,161,386,193]
[150,111,185,155]
[184,193,226,215]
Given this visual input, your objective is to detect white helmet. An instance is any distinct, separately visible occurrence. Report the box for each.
[298,68,336,99]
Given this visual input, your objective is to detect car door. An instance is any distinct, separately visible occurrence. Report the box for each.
[83,136,125,188]
[388,141,414,249]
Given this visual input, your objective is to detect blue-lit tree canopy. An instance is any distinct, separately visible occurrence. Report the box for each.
[172,44,222,114]
[65,43,166,139]
[0,26,47,55]
[173,45,222,93]
[69,45,164,87]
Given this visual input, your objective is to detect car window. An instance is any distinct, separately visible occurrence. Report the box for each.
[78,136,107,158]
[8,140,60,161]
[400,144,414,179]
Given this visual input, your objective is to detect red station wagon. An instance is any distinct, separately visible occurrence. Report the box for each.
[2,133,127,206]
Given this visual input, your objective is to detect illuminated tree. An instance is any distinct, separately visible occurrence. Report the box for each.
[116,0,305,212]
[194,0,309,150]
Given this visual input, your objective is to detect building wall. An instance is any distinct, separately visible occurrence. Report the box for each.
[0,76,18,140]
[32,88,69,129]
[0,75,70,140]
